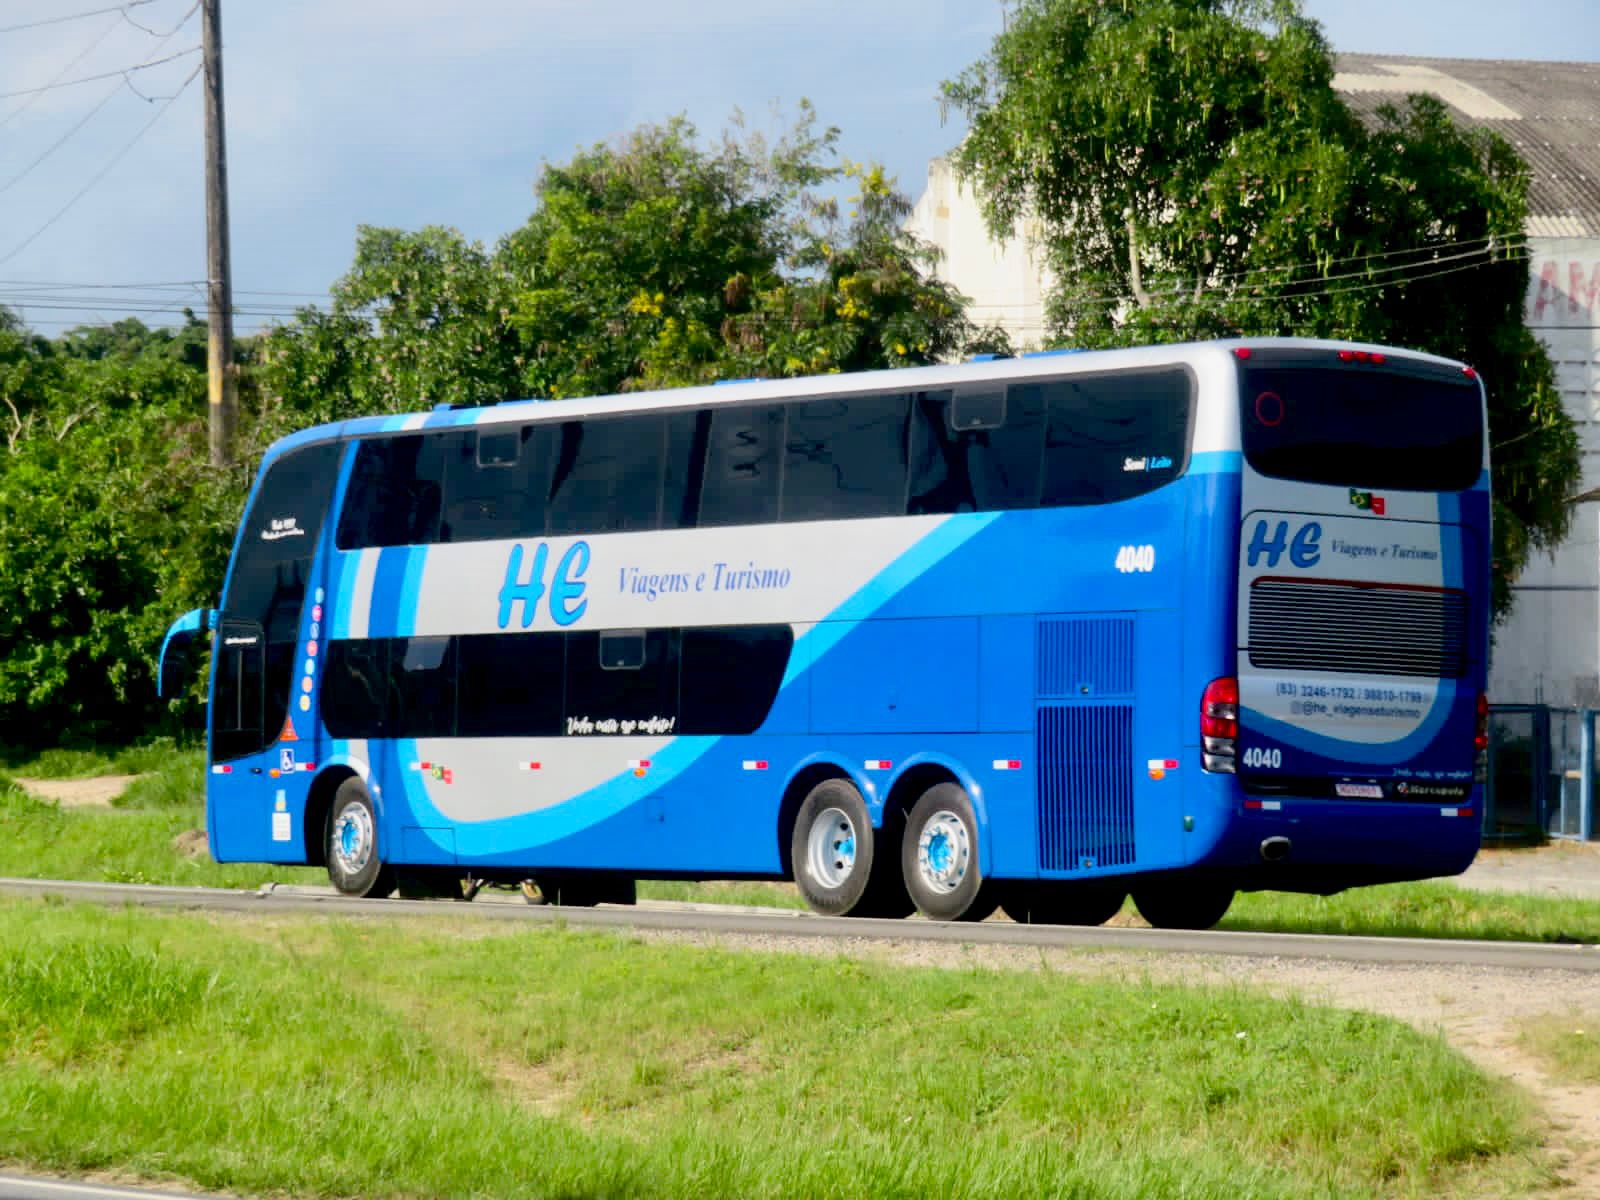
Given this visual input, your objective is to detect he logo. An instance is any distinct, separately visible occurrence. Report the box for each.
[1349,488,1386,516]
[1245,519,1321,569]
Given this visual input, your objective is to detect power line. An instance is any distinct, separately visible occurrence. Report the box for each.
[0,11,120,130]
[0,61,200,267]
[0,44,197,101]
[0,0,154,36]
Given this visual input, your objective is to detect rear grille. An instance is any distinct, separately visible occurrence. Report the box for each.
[1037,616,1134,698]
[1248,577,1468,678]
[1036,704,1135,871]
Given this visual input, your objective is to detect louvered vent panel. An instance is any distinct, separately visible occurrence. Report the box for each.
[1037,617,1135,698]
[1248,579,1468,679]
[1037,704,1135,871]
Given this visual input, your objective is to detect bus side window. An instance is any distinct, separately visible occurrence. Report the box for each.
[782,393,911,522]
[547,417,665,536]
[698,405,784,528]
[322,640,390,738]
[908,390,974,514]
[439,425,550,543]
[337,436,445,548]
[388,636,457,737]
[565,629,679,731]
[456,633,564,737]
[662,409,706,531]
[1040,369,1193,506]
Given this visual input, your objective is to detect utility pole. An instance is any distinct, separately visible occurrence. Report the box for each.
[202,0,235,467]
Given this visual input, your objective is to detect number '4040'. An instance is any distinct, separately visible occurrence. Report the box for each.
[1115,544,1156,573]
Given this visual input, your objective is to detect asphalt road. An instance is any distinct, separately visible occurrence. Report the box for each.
[0,1174,220,1200]
[2,875,1597,971]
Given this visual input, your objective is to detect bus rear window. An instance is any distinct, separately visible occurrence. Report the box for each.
[1241,364,1482,492]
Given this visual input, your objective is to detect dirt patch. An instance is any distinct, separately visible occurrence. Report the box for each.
[171,829,210,860]
[13,774,140,808]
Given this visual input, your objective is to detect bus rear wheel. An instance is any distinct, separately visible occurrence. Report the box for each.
[791,778,906,917]
[1131,882,1235,930]
[901,783,996,922]
[1000,883,1126,926]
[325,778,395,899]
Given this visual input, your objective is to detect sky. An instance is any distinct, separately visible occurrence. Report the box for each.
[0,0,1596,334]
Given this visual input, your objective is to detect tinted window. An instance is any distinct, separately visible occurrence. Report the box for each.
[457,633,564,737]
[548,417,663,535]
[389,636,456,737]
[662,410,707,531]
[909,387,1043,513]
[211,620,264,763]
[440,426,550,544]
[1038,368,1192,505]
[322,640,389,739]
[565,629,679,734]
[337,435,445,549]
[1242,363,1483,491]
[700,405,784,527]
[221,441,343,760]
[783,393,910,522]
[679,626,794,735]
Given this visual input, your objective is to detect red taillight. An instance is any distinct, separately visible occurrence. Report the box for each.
[1463,365,1478,380]
[1233,347,1253,360]
[1202,677,1239,773]
[1474,692,1489,753]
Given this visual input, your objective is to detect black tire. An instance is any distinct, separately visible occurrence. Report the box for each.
[791,778,899,917]
[1132,882,1235,930]
[901,782,995,922]
[1000,882,1126,926]
[324,778,395,898]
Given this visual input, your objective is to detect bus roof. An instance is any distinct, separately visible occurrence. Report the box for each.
[256,336,1471,472]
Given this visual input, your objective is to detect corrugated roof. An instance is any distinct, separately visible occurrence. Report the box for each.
[1335,54,1600,238]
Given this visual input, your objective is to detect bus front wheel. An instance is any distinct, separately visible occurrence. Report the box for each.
[791,778,902,917]
[325,779,395,899]
[1132,883,1234,930]
[901,783,996,922]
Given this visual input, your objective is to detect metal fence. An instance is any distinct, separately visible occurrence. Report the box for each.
[1486,705,1598,841]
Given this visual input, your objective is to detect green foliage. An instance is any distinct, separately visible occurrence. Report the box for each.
[945,0,1578,615]
[261,108,1005,413]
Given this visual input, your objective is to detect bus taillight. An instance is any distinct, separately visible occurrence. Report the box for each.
[1202,677,1239,773]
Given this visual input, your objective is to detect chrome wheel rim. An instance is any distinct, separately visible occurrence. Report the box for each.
[916,809,970,896]
[332,803,374,876]
[806,806,858,889]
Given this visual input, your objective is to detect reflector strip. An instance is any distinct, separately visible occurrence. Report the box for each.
[1147,758,1180,771]
[518,761,541,771]
[992,759,1022,770]
[211,765,231,775]
[864,759,892,771]
[1441,806,1474,818]
[409,761,433,772]
[628,759,651,769]
[299,762,315,772]
[742,760,769,771]
[1244,799,1282,811]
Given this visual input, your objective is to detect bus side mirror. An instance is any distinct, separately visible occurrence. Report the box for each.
[158,608,216,698]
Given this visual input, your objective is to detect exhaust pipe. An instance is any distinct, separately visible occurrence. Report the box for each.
[1260,836,1292,863]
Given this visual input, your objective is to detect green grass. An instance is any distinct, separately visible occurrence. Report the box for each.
[0,775,319,889]
[0,898,1548,1199]
[1223,882,1600,943]
[0,739,187,779]
[638,879,808,909]
[1517,1013,1600,1086]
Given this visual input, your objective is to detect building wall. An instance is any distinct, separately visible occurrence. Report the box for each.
[907,158,1052,350]
[1490,237,1600,706]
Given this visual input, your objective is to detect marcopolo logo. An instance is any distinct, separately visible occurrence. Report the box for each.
[1246,519,1321,569]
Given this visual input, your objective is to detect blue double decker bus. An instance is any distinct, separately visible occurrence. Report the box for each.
[161,338,1490,929]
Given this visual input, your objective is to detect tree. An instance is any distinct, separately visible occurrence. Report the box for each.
[261,110,1005,416]
[944,0,1577,615]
